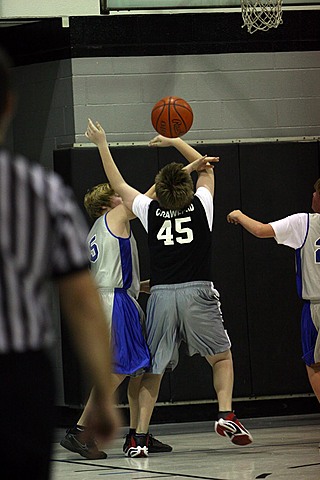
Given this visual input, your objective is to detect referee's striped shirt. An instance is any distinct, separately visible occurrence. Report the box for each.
[0,148,89,354]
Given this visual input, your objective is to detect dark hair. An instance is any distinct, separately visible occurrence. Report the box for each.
[155,162,194,210]
[0,46,12,121]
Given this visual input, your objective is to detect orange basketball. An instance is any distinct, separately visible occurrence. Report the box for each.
[151,96,193,138]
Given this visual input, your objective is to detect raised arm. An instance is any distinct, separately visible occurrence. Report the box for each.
[183,155,216,196]
[149,135,218,197]
[227,210,275,238]
[149,135,204,164]
[85,119,141,210]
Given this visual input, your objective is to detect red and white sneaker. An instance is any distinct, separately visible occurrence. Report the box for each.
[123,433,172,454]
[215,413,253,446]
[124,433,149,458]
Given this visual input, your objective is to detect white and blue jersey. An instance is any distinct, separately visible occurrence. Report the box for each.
[87,213,150,375]
[270,213,320,366]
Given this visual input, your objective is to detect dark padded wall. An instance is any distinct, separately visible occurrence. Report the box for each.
[239,142,320,395]
[54,140,320,407]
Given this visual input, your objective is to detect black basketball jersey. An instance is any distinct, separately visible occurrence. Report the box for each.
[147,195,212,286]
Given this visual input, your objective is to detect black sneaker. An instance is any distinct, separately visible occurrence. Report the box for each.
[123,433,172,454]
[123,433,131,453]
[124,433,149,458]
[60,428,107,460]
[148,434,173,453]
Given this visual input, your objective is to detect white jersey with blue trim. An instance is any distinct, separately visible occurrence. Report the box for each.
[270,212,320,301]
[87,213,140,299]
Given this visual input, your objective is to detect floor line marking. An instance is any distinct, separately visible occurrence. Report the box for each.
[52,458,229,480]
[289,462,320,469]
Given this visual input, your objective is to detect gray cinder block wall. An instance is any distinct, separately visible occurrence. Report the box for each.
[12,50,320,170]
[72,52,320,144]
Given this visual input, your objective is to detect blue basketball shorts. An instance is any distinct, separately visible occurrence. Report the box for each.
[99,287,151,376]
[301,300,320,367]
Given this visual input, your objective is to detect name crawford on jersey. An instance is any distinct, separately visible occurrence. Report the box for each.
[155,204,195,218]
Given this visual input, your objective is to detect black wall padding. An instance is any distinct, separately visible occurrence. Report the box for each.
[54,141,320,407]
[239,142,320,395]
[3,12,320,67]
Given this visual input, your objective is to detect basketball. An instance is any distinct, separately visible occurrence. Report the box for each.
[151,96,193,138]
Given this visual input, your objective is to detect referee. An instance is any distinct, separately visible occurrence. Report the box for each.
[0,46,119,479]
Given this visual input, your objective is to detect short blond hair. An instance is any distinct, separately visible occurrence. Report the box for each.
[84,183,115,220]
[314,178,320,194]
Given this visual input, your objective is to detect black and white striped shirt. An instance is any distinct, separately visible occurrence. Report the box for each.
[0,148,89,353]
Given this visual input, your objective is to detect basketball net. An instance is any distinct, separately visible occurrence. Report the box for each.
[241,0,283,34]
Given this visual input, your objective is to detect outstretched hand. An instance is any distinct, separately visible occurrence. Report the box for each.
[226,210,242,224]
[148,135,179,148]
[198,155,219,170]
[185,155,219,174]
[85,118,107,146]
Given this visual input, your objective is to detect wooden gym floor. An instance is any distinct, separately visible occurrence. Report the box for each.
[51,414,320,480]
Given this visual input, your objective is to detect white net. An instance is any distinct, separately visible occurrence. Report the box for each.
[241,0,283,34]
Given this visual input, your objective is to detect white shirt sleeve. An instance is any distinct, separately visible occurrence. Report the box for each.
[132,194,152,232]
[269,213,308,249]
[195,186,214,231]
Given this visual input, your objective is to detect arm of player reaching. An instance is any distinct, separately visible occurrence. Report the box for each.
[149,135,218,197]
[140,279,151,294]
[196,165,215,196]
[227,210,275,238]
[149,134,219,165]
[85,119,141,210]
[183,155,216,196]
[144,183,156,199]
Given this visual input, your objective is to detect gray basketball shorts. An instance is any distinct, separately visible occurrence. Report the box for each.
[146,281,231,374]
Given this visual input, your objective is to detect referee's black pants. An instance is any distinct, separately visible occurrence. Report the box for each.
[0,350,55,480]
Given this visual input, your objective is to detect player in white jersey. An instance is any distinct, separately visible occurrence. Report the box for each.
[61,183,172,458]
[85,119,253,458]
[227,178,320,404]
[85,184,149,376]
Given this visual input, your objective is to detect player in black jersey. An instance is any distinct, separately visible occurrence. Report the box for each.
[85,119,253,457]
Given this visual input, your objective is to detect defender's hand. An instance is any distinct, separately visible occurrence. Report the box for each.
[85,118,107,146]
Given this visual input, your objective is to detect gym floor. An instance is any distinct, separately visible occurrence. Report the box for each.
[51,414,320,480]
